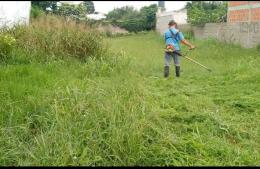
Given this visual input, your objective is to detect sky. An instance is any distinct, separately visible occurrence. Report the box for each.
[69,1,187,14]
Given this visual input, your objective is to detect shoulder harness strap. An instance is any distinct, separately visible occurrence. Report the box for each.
[169,29,179,40]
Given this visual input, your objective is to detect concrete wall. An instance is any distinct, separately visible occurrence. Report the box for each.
[193,22,260,48]
[0,1,31,29]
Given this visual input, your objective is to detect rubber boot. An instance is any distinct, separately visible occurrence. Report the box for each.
[164,66,169,78]
[175,66,180,77]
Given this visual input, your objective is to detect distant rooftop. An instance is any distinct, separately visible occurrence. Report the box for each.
[59,1,83,5]
[86,12,106,20]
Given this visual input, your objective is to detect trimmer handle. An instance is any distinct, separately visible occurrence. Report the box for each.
[173,51,183,56]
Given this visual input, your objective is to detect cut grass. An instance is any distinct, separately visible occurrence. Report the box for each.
[0,32,260,166]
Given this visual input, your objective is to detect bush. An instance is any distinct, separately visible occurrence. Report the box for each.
[9,15,106,61]
[186,1,227,26]
[57,3,86,17]
[257,43,260,51]
[119,14,145,32]
[0,34,16,60]
[31,1,58,12]
[183,30,194,40]
[31,5,45,19]
[106,4,158,32]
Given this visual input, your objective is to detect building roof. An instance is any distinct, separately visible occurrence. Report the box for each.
[59,1,83,5]
[86,13,106,20]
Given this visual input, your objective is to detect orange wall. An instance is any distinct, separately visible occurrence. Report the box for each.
[228,1,260,22]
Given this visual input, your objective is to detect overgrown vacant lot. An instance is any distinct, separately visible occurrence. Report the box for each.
[0,32,259,166]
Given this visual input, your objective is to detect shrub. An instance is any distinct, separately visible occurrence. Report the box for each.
[0,34,16,60]
[183,30,194,40]
[257,43,260,51]
[57,3,86,17]
[31,1,58,12]
[31,5,45,19]
[104,29,113,37]
[106,4,158,32]
[9,15,106,61]
[186,1,227,26]
[119,14,145,33]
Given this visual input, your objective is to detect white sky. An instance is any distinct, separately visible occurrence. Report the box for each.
[70,1,187,14]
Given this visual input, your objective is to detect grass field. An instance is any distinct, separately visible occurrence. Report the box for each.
[0,32,260,166]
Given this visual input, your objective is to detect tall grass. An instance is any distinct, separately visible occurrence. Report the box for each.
[7,15,107,62]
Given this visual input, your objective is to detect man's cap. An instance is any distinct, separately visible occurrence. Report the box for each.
[168,20,177,26]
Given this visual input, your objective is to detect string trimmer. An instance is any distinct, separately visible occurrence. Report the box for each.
[166,49,212,72]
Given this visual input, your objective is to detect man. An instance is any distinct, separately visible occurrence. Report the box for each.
[164,20,195,78]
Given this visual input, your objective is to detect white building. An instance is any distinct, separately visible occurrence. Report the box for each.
[86,12,106,20]
[156,8,188,34]
[0,1,31,29]
[172,8,187,25]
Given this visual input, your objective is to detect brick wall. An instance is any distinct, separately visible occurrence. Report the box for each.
[229,1,249,7]
[228,1,260,22]
[252,8,260,21]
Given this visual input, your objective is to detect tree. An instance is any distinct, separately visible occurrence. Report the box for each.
[30,5,45,18]
[107,6,136,22]
[31,1,58,12]
[140,4,158,30]
[106,6,143,32]
[106,4,158,32]
[57,4,86,17]
[186,1,227,26]
[83,1,95,14]
[120,12,145,32]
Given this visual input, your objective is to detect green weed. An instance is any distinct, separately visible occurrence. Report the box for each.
[0,34,16,61]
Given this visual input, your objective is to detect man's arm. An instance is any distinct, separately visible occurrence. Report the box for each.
[178,32,195,50]
[181,39,195,50]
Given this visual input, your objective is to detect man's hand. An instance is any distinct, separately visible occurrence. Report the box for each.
[181,39,195,50]
[189,45,196,50]
[165,44,175,53]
